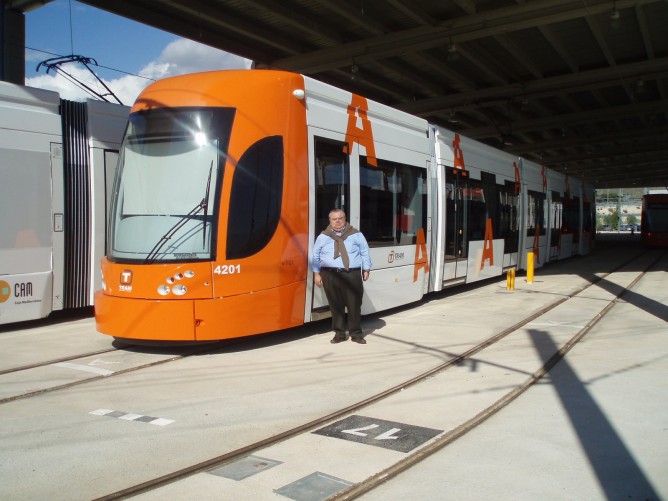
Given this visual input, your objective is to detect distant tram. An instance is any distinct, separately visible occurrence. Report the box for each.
[94,70,594,343]
[641,194,668,247]
[0,82,128,325]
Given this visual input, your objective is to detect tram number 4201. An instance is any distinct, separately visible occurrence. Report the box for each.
[214,264,241,275]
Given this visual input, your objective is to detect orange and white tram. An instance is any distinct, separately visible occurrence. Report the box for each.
[95,70,592,342]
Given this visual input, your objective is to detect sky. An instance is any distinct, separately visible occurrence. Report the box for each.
[24,0,251,106]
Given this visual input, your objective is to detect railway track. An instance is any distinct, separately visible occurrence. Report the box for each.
[92,248,665,500]
[0,347,119,377]
[338,248,667,500]
[0,247,648,407]
[0,339,253,405]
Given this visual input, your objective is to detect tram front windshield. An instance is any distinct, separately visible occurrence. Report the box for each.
[109,107,234,263]
[646,202,668,232]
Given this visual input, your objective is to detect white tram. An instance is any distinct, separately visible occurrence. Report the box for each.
[0,82,129,324]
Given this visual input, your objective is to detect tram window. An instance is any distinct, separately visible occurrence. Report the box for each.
[527,190,547,236]
[314,138,350,232]
[499,181,519,251]
[360,156,426,247]
[227,135,283,259]
[481,172,498,238]
[645,202,668,231]
[0,149,51,252]
[563,196,580,240]
[445,180,457,259]
[445,168,468,259]
[467,180,486,241]
[551,191,563,243]
[109,107,234,263]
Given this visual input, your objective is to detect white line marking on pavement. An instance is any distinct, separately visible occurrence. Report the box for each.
[527,321,585,329]
[52,362,114,376]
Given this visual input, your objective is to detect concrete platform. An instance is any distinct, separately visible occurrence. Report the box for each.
[0,234,665,500]
[359,240,667,501]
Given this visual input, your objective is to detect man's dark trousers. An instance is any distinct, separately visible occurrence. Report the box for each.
[321,268,364,339]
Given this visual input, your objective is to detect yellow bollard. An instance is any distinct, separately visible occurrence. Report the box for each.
[527,252,534,283]
[506,268,516,291]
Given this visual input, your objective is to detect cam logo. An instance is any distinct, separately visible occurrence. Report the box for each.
[119,270,133,292]
[0,280,10,303]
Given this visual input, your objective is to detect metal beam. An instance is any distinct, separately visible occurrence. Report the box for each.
[397,58,668,116]
[271,0,660,73]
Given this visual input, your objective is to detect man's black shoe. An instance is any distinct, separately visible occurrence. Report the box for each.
[351,337,367,344]
[330,337,346,344]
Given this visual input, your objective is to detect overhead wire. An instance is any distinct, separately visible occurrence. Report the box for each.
[22,0,155,101]
[25,45,156,81]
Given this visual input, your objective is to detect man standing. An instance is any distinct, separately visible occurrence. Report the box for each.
[313,209,372,344]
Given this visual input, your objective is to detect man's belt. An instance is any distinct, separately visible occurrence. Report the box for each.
[320,267,361,273]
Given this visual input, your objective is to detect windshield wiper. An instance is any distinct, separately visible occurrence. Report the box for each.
[144,200,206,264]
[144,160,215,264]
[202,160,213,247]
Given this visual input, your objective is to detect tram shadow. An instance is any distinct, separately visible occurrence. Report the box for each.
[110,323,322,355]
[110,314,388,356]
[529,329,660,499]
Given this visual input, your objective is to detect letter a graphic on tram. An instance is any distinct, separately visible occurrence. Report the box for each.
[343,94,377,166]
[453,133,466,172]
[413,228,429,282]
[481,218,494,270]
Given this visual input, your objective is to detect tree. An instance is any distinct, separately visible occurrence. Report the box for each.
[604,209,619,229]
[627,214,638,226]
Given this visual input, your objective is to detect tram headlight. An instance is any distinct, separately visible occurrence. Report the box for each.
[172,284,187,296]
[157,285,170,296]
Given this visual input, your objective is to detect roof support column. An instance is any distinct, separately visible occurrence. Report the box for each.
[1,0,26,84]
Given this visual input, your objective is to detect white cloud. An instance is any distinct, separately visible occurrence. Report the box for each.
[25,39,252,106]
[157,38,252,77]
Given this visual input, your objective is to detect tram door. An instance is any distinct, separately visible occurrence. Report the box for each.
[311,136,351,313]
[313,138,350,231]
[443,167,468,281]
